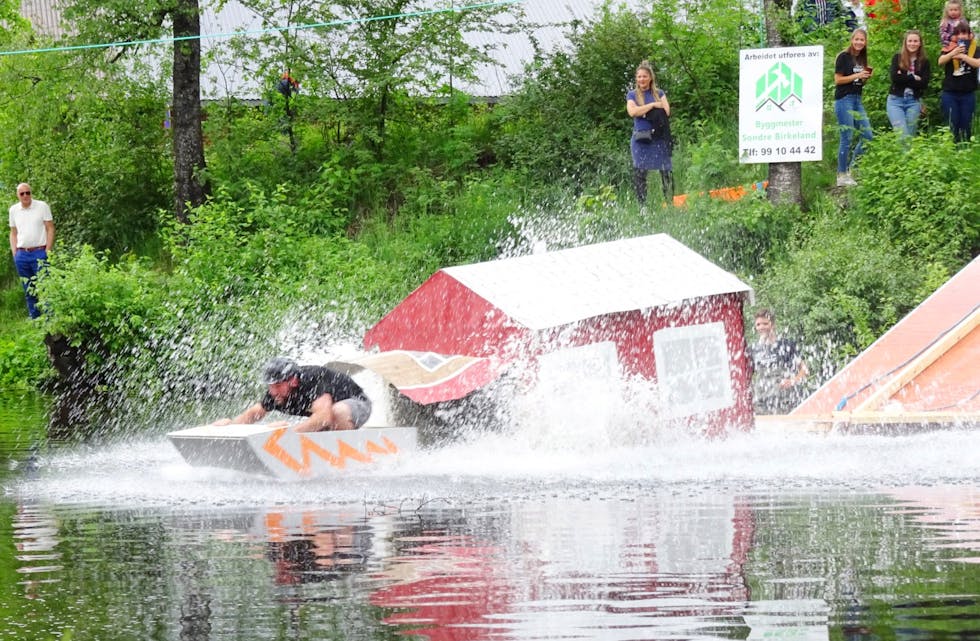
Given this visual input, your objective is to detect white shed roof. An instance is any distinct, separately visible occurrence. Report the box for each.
[443,234,753,330]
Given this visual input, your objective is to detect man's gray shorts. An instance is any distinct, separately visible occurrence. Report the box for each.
[337,397,372,428]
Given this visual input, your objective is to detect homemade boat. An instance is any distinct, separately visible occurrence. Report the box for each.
[167,423,418,480]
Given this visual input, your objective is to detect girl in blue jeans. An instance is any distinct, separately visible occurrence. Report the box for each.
[886,31,931,138]
[834,29,873,187]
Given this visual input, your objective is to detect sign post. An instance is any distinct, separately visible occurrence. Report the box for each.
[739,46,824,164]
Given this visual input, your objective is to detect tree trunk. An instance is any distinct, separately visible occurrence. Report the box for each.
[763,0,804,207]
[172,0,210,223]
[44,334,104,437]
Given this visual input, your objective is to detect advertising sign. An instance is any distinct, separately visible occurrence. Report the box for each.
[739,46,823,164]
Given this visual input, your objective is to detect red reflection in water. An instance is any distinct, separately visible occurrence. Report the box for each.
[370,500,756,640]
[370,534,525,641]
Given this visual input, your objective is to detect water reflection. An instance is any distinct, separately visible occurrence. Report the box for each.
[263,511,373,585]
[0,391,49,470]
[2,486,980,640]
[11,501,62,600]
[366,497,807,641]
[885,484,980,563]
[2,422,980,640]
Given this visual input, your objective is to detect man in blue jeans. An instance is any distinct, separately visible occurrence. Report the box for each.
[8,183,55,319]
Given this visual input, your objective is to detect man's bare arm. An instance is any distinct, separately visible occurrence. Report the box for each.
[213,403,267,426]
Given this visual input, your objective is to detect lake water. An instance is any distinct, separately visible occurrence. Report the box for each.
[1,392,978,641]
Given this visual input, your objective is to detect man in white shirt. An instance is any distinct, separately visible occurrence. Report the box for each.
[8,183,55,318]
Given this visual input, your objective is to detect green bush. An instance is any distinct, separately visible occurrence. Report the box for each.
[660,191,798,276]
[852,131,980,268]
[359,172,520,288]
[35,247,166,355]
[494,5,652,188]
[756,213,929,363]
[0,55,171,256]
[0,322,52,389]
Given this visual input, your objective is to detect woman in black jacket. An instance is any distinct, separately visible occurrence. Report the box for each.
[938,21,980,142]
[886,30,931,137]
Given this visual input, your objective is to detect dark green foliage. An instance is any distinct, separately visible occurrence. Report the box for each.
[357,172,521,302]
[646,0,759,125]
[34,247,166,355]
[755,211,941,361]
[852,131,980,268]
[0,322,52,389]
[666,191,798,276]
[673,120,767,193]
[494,5,652,188]
[0,52,171,256]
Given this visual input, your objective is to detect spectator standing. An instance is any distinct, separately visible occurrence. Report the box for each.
[798,0,845,32]
[626,60,674,206]
[834,29,874,187]
[938,21,980,142]
[843,0,867,30]
[887,30,931,137]
[8,183,54,319]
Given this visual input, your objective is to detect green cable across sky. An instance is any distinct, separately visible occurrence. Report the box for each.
[0,0,522,57]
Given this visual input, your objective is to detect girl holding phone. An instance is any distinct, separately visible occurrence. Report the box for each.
[833,28,873,187]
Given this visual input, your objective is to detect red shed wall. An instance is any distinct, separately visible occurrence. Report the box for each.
[531,292,752,435]
[365,273,752,434]
[363,271,530,359]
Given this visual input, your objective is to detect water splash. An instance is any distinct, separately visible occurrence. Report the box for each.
[12,413,979,511]
[26,201,974,508]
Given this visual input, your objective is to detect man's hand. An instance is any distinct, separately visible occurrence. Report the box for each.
[212,418,232,426]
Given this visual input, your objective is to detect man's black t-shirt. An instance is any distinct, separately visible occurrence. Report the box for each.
[261,366,367,416]
[750,338,805,414]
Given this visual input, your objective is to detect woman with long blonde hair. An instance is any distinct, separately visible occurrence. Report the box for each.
[626,60,673,205]
[833,29,873,186]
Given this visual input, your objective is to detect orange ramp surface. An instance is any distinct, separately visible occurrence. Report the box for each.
[790,256,980,429]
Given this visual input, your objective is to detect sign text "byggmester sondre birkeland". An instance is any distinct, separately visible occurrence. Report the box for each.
[739,46,823,164]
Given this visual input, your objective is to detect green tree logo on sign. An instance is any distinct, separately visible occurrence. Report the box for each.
[755,62,804,112]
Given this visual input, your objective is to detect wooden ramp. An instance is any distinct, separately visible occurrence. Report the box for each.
[755,412,980,436]
[786,256,980,431]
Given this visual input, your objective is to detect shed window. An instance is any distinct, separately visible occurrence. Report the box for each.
[653,322,734,418]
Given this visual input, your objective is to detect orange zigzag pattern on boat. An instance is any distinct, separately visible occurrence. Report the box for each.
[262,428,400,477]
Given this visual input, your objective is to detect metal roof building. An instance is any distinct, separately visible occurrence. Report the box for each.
[20,0,646,100]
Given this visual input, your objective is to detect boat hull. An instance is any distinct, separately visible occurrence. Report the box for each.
[167,424,417,480]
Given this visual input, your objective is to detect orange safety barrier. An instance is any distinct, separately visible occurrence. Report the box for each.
[672,181,768,207]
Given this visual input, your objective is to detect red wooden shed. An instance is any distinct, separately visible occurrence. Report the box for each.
[360,234,755,435]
